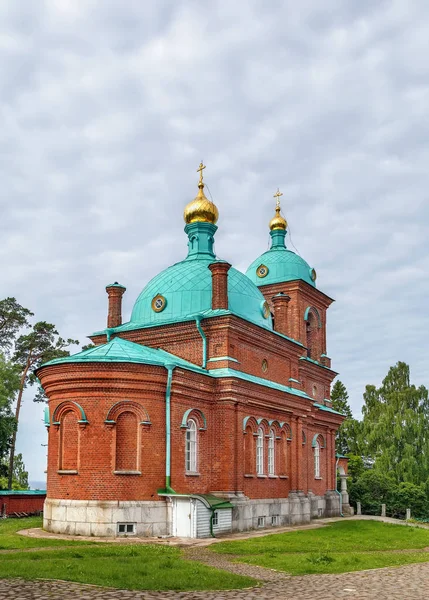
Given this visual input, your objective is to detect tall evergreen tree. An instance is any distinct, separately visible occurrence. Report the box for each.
[0,354,20,471]
[361,362,429,485]
[7,322,78,489]
[0,298,33,354]
[331,380,361,455]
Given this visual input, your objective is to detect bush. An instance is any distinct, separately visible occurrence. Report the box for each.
[349,471,429,519]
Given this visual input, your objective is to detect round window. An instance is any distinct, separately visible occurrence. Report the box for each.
[261,300,271,319]
[262,359,268,373]
[257,264,269,278]
[310,268,317,282]
[151,294,167,313]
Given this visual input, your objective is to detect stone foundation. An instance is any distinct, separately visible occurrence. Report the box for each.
[44,491,341,538]
[43,498,169,537]
[231,491,339,532]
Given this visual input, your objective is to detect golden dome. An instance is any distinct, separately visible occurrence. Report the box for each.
[269,189,287,231]
[184,162,219,225]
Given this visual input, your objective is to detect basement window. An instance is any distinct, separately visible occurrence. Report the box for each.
[257,516,265,528]
[271,515,280,526]
[117,523,136,535]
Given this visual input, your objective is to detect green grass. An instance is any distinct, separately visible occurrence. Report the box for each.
[0,545,256,591]
[0,518,255,591]
[0,517,94,549]
[212,520,429,576]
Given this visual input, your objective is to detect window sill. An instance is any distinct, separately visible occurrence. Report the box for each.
[257,474,267,478]
[279,475,289,479]
[244,474,254,478]
[314,476,323,480]
[57,470,78,475]
[268,475,278,479]
[185,472,200,477]
[113,470,141,475]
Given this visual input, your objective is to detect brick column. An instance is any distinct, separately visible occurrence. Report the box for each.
[105,283,126,328]
[296,417,304,491]
[208,262,231,310]
[271,293,290,335]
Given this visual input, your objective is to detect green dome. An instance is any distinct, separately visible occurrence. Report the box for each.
[246,229,316,288]
[131,257,272,330]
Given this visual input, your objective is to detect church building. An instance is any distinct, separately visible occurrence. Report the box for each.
[37,164,347,538]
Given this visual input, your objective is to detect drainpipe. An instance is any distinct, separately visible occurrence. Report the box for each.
[209,509,216,538]
[335,457,344,517]
[165,364,175,493]
[195,315,207,368]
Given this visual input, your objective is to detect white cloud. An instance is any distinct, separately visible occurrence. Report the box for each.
[1,0,427,481]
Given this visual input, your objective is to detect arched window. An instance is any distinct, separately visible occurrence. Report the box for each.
[115,411,138,471]
[306,311,317,359]
[186,419,197,472]
[314,440,321,478]
[59,410,79,471]
[256,427,264,475]
[244,425,254,475]
[268,429,275,475]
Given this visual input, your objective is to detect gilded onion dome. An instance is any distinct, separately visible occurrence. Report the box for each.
[184,162,219,225]
[269,189,287,231]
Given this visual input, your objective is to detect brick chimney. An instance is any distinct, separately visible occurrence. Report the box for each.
[105,282,126,328]
[208,262,231,310]
[271,292,290,335]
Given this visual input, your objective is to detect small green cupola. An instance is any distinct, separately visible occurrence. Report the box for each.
[246,190,317,288]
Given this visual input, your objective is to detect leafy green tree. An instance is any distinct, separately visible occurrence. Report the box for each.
[7,322,78,489]
[0,298,33,354]
[361,362,429,485]
[11,453,29,489]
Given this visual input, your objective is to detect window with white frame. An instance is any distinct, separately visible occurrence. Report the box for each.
[256,427,264,475]
[314,440,320,478]
[268,429,275,475]
[186,419,197,472]
[212,510,219,526]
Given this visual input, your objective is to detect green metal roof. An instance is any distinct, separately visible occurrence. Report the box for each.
[157,491,233,509]
[40,337,313,403]
[0,489,46,495]
[130,257,272,331]
[92,308,304,348]
[313,402,344,416]
[41,337,201,371]
[210,368,312,400]
[246,228,315,288]
[106,282,126,289]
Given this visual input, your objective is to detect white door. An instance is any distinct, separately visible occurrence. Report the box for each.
[174,498,193,537]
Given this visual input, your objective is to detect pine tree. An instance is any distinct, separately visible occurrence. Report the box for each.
[331,380,359,455]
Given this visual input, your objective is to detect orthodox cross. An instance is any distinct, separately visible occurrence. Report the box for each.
[274,188,283,208]
[197,161,206,185]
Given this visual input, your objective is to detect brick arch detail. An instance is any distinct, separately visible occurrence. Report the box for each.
[279,421,293,440]
[304,306,322,328]
[257,418,270,434]
[53,401,88,425]
[242,416,258,433]
[105,401,151,425]
[312,433,326,448]
[180,408,207,431]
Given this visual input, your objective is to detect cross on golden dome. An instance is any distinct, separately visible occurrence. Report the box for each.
[197,161,206,187]
[183,161,219,225]
[269,188,287,231]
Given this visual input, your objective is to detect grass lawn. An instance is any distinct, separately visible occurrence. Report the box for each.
[212,520,429,575]
[0,517,256,591]
[0,516,93,549]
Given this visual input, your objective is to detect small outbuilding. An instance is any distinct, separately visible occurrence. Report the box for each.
[0,490,46,517]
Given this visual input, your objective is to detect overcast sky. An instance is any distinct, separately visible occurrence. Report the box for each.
[1,1,428,484]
